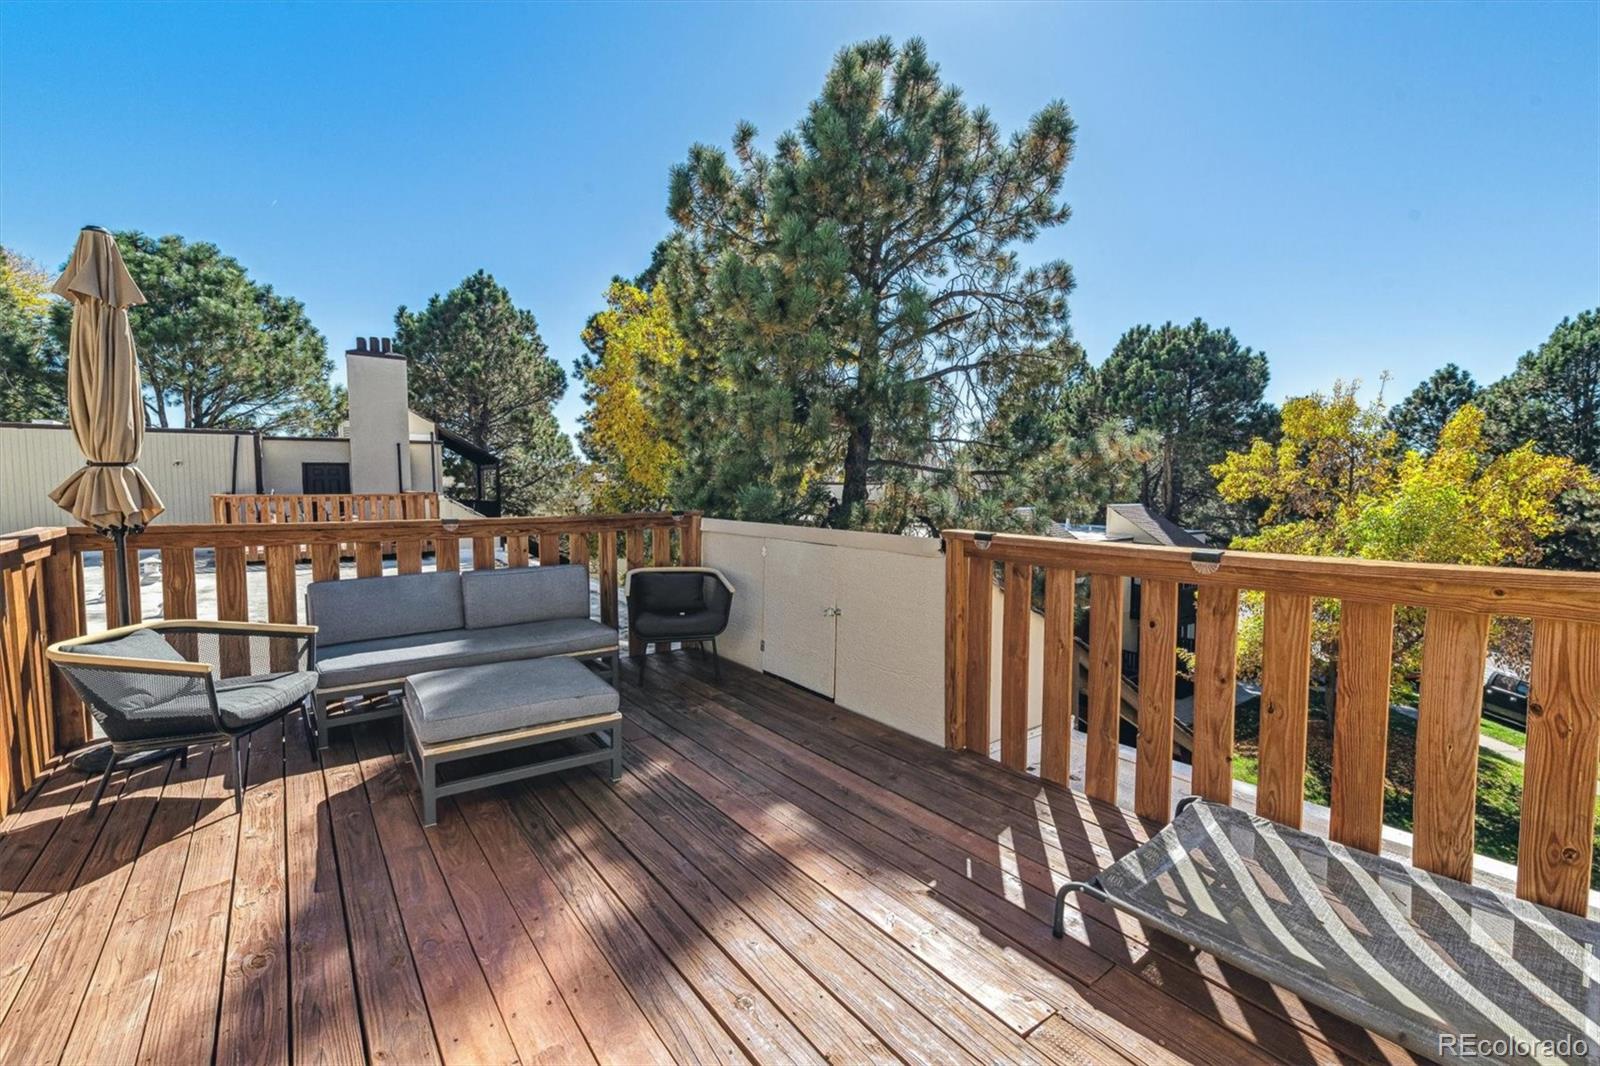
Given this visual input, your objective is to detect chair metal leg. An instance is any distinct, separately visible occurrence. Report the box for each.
[178,747,188,769]
[231,735,248,813]
[87,751,117,816]
[313,692,331,751]
[711,637,721,681]
[638,652,647,688]
[300,698,318,752]
[609,723,624,782]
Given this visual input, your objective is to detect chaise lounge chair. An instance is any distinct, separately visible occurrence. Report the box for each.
[1053,798,1599,1066]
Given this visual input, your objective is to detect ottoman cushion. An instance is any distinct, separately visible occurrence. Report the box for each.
[404,656,619,746]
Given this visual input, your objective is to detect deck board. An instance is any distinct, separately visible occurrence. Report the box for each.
[0,653,1421,1065]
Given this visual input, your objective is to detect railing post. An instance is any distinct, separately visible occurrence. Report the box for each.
[43,540,86,753]
[943,535,968,751]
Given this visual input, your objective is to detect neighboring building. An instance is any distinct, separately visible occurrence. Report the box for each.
[1057,503,1206,685]
[0,336,498,529]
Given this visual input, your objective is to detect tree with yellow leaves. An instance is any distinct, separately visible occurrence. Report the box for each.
[575,281,686,512]
[1213,383,1595,697]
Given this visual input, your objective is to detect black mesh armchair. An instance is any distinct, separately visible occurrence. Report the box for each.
[47,619,319,814]
[624,567,735,685]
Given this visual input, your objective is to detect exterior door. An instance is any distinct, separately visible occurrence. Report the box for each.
[761,538,837,698]
[301,462,351,495]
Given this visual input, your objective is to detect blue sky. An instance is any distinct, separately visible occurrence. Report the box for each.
[2,2,1595,438]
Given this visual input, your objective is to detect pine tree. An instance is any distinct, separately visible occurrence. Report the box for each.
[396,272,575,514]
[664,37,1076,527]
[1389,363,1478,454]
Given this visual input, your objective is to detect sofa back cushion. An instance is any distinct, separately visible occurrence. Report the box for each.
[461,564,590,630]
[307,571,463,646]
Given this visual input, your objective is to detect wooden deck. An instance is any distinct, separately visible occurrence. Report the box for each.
[0,653,1422,1066]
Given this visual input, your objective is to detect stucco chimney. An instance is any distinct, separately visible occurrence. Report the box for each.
[345,337,410,493]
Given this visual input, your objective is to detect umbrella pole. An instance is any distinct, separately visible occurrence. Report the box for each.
[111,527,132,629]
[70,526,143,774]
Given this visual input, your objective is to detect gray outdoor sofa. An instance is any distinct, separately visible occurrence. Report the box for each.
[307,565,619,748]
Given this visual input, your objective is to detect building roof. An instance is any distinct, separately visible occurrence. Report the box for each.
[1105,503,1208,548]
[434,424,500,467]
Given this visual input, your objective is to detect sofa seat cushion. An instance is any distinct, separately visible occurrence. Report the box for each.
[216,671,318,728]
[314,619,619,689]
[630,608,725,640]
[404,656,619,746]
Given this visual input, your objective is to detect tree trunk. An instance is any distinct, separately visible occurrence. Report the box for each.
[841,419,872,520]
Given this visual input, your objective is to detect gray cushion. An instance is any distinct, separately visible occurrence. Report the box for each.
[460,565,590,629]
[631,608,726,640]
[307,572,463,646]
[69,628,207,713]
[215,671,318,728]
[314,618,619,689]
[404,657,619,745]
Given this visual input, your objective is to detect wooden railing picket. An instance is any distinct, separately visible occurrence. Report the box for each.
[1000,561,1031,771]
[506,535,530,568]
[1518,619,1600,914]
[1258,590,1313,828]
[1134,577,1179,821]
[160,547,199,659]
[1191,585,1239,805]
[963,552,993,754]
[1413,608,1490,882]
[471,537,495,571]
[624,528,645,658]
[311,542,341,583]
[599,532,619,629]
[1085,573,1124,805]
[215,544,250,678]
[42,544,85,750]
[264,544,299,671]
[1039,566,1074,786]
[1329,600,1395,852]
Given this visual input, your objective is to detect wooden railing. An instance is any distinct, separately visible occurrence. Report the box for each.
[211,491,441,524]
[0,511,701,817]
[943,529,1600,916]
[0,528,86,817]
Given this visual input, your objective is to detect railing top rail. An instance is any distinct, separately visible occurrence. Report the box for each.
[0,526,69,568]
[65,511,702,550]
[941,528,1600,623]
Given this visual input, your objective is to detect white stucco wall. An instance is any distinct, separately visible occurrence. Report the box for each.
[346,352,411,493]
[259,437,352,494]
[701,519,946,743]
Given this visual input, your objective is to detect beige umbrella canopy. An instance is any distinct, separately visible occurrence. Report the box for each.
[47,227,164,532]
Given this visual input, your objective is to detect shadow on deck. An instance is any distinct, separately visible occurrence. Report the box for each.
[0,653,1421,1065]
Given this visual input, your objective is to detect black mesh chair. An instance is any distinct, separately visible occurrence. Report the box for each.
[624,567,735,685]
[47,619,319,813]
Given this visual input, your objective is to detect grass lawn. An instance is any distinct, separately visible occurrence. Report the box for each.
[1478,717,1528,750]
[1229,696,1600,883]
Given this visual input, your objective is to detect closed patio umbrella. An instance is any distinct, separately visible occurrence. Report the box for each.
[48,226,164,628]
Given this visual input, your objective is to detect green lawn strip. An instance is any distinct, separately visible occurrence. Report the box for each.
[1228,696,1599,884]
[1478,718,1528,750]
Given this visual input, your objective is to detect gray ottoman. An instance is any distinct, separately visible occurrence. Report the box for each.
[403,656,622,826]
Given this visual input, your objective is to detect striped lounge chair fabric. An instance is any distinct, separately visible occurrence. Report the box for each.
[1053,799,1599,1066]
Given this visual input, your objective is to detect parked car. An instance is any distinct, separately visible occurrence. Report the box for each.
[1482,670,1529,729]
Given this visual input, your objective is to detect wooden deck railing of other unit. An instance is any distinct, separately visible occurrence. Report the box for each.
[0,511,701,817]
[942,528,1600,916]
[211,491,441,525]
[212,491,443,560]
